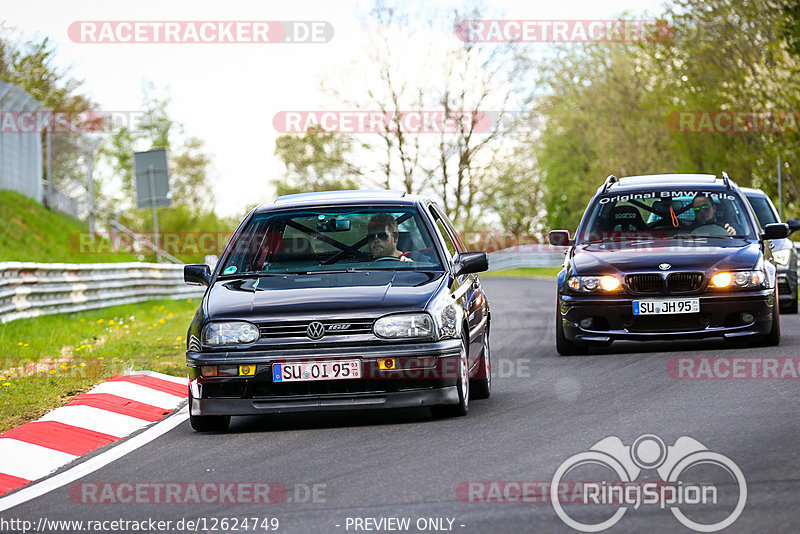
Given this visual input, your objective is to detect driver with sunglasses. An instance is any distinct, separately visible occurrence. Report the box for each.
[691,196,737,236]
[366,214,413,261]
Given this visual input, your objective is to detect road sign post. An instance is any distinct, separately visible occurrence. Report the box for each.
[134,149,170,263]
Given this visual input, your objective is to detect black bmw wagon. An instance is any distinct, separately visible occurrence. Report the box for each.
[183,190,490,431]
[549,173,789,355]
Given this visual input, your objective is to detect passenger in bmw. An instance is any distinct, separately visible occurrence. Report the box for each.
[367,213,412,261]
[691,196,737,236]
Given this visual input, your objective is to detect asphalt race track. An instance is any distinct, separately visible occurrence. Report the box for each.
[4,277,799,534]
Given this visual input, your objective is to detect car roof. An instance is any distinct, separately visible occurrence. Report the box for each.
[254,190,424,212]
[739,186,766,196]
[602,173,733,193]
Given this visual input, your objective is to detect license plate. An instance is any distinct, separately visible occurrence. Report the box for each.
[272,359,361,382]
[633,299,700,315]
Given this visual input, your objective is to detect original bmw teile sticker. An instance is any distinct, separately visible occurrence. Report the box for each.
[598,191,736,204]
[223,266,237,274]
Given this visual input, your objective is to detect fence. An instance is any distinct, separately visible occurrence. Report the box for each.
[487,245,564,271]
[486,242,800,272]
[0,81,44,203]
[0,262,204,323]
[43,180,80,219]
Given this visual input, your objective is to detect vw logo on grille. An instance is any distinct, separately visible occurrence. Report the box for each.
[306,321,325,340]
[659,263,671,271]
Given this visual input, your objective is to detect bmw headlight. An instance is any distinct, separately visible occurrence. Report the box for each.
[567,275,622,293]
[427,291,465,340]
[202,321,260,346]
[773,249,791,266]
[710,270,765,289]
[374,314,434,339]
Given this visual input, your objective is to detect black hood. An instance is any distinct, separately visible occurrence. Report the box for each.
[206,270,446,321]
[571,239,762,275]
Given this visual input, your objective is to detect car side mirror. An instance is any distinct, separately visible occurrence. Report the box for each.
[548,230,571,246]
[786,220,800,235]
[184,264,211,286]
[453,252,488,276]
[762,223,789,240]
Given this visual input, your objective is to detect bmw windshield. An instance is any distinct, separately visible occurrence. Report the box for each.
[218,207,444,275]
[578,189,756,243]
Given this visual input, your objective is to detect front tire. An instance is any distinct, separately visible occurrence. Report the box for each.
[752,292,781,347]
[431,335,469,418]
[470,328,491,400]
[189,392,230,432]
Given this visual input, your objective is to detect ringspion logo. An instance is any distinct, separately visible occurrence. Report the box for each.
[551,434,746,532]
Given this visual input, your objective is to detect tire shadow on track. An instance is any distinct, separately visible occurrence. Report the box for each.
[217,403,485,434]
[555,337,770,357]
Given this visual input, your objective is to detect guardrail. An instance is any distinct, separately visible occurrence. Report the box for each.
[488,245,564,271]
[487,242,800,272]
[0,262,204,323]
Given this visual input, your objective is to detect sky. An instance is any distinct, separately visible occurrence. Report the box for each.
[2,0,668,218]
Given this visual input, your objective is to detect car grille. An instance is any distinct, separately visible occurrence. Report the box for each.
[666,273,704,293]
[251,379,434,397]
[258,319,374,339]
[627,314,708,333]
[252,379,391,397]
[626,274,663,293]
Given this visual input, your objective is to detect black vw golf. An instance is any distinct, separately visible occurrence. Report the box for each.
[183,191,490,431]
[549,173,790,355]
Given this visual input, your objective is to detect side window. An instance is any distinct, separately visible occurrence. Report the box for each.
[429,206,459,259]
[436,207,466,252]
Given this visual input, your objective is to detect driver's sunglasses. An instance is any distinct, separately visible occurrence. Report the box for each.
[367,231,391,240]
[692,204,712,211]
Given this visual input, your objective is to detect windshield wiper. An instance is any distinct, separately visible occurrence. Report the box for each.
[671,234,737,239]
[216,272,264,279]
[583,235,652,244]
[291,268,363,275]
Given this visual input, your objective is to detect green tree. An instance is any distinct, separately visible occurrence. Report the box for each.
[102,85,214,212]
[99,84,227,261]
[534,42,678,231]
[0,31,96,198]
[652,0,800,214]
[272,125,361,196]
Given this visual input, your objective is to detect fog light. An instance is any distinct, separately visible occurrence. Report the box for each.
[239,364,256,376]
[378,358,396,370]
[740,312,754,324]
[579,317,594,329]
[200,365,217,377]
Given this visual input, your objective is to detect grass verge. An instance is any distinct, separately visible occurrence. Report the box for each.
[482,267,561,278]
[0,297,198,433]
[0,190,139,263]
